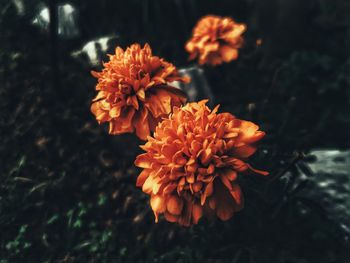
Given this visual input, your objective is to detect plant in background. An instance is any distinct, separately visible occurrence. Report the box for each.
[135,100,268,226]
[185,15,246,66]
[91,43,189,140]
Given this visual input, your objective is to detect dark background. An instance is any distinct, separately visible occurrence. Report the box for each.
[1,0,350,262]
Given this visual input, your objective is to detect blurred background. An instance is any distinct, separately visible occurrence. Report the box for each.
[1,0,350,262]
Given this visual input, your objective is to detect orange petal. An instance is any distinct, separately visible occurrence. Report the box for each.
[178,199,193,227]
[166,195,184,215]
[126,95,139,110]
[247,164,269,176]
[236,120,261,143]
[159,85,187,102]
[220,174,233,191]
[109,108,135,134]
[192,181,203,192]
[222,169,237,181]
[164,211,179,223]
[134,153,152,168]
[247,131,266,143]
[200,148,213,165]
[163,183,177,194]
[92,91,106,101]
[136,88,146,101]
[229,183,244,209]
[231,145,257,158]
[150,195,166,222]
[192,203,203,224]
[219,45,238,62]
[136,169,150,187]
[214,181,235,221]
[161,144,177,160]
[110,106,121,118]
[91,102,108,122]
[201,181,213,205]
[144,89,171,117]
[208,198,216,210]
[91,70,101,78]
[216,204,234,221]
[142,175,156,194]
[226,158,249,173]
[133,108,150,140]
[152,177,161,194]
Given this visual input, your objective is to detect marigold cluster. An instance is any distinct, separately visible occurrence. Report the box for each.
[91,43,189,140]
[186,15,246,65]
[135,100,267,226]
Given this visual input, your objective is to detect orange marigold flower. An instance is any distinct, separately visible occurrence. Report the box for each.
[185,15,246,66]
[91,43,189,140]
[135,100,268,226]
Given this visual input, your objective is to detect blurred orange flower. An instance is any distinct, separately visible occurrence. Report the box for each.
[135,100,268,226]
[186,15,246,66]
[91,43,189,140]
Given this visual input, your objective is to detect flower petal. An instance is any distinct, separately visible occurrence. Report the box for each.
[192,203,203,224]
[133,108,150,140]
[150,195,166,222]
[166,195,184,215]
[134,153,152,168]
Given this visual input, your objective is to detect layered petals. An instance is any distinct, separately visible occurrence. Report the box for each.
[91,43,189,140]
[186,15,246,65]
[135,100,268,226]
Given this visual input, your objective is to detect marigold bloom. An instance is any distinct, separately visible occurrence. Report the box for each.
[185,15,246,66]
[91,43,189,140]
[135,100,268,226]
